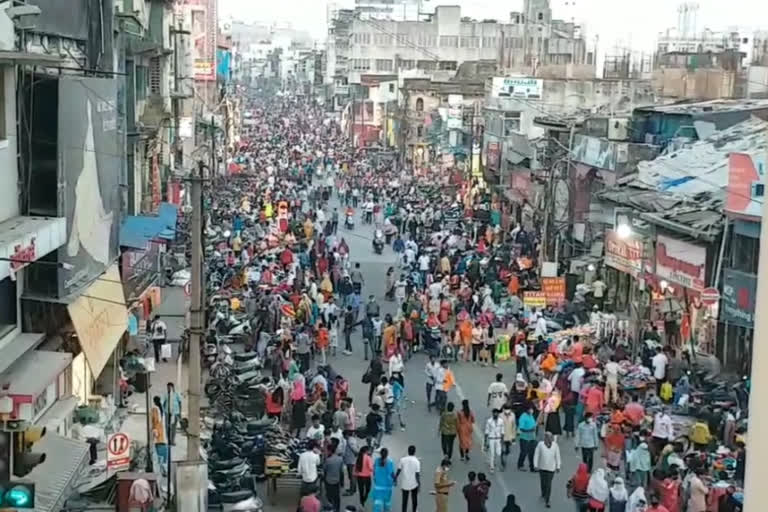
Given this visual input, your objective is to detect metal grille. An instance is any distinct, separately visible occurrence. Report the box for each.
[149,57,161,94]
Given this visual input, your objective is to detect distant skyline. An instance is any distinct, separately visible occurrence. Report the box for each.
[219,0,768,56]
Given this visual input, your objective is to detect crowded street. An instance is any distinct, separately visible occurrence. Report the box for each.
[187,93,747,512]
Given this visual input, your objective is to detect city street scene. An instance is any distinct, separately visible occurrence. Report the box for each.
[1,0,768,511]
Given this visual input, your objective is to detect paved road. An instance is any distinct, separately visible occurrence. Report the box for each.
[264,195,592,512]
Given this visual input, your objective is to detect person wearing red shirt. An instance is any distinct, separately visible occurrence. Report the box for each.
[659,470,682,512]
[584,384,605,416]
[624,396,646,426]
[280,247,294,268]
[570,335,584,364]
[647,494,670,512]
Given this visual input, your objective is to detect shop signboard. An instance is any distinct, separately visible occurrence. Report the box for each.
[486,142,500,170]
[523,291,546,311]
[604,229,643,277]
[721,269,756,328]
[540,277,566,305]
[655,235,707,291]
[491,77,543,99]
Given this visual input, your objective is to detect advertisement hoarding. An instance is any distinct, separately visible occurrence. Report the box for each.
[491,77,543,99]
[185,0,216,81]
[57,77,121,297]
[655,235,707,291]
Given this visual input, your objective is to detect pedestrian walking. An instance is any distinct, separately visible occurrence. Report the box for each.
[484,408,504,472]
[342,430,359,496]
[487,372,508,414]
[355,446,374,507]
[517,405,537,471]
[533,432,561,508]
[500,405,517,470]
[150,315,168,363]
[587,468,609,511]
[395,445,421,512]
[433,458,455,512]
[372,447,396,512]
[425,355,440,410]
[438,402,458,460]
[609,477,629,512]
[163,382,182,446]
[457,399,475,462]
[567,463,591,512]
[575,412,600,472]
[324,439,345,512]
[501,494,522,512]
[392,376,407,431]
[462,471,485,512]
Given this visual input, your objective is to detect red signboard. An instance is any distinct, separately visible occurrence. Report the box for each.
[540,277,566,305]
[151,153,161,212]
[10,237,36,271]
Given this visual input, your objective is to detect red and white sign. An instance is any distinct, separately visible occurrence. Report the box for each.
[107,432,131,471]
[655,235,707,292]
[604,229,643,277]
[10,237,36,271]
[700,287,720,305]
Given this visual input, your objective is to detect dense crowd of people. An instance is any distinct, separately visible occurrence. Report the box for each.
[201,93,745,512]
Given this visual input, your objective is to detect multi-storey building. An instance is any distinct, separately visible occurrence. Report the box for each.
[346,2,591,85]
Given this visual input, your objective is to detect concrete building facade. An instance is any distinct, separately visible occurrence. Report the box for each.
[346,3,591,85]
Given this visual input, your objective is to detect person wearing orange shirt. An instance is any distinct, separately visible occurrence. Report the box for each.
[459,318,473,362]
[570,335,584,364]
[316,323,330,364]
[507,274,520,297]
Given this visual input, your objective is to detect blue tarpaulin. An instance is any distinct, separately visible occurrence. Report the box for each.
[119,203,178,249]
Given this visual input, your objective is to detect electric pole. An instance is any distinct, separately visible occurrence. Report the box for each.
[186,160,204,460]
[210,115,216,176]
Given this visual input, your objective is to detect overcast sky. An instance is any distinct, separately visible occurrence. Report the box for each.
[219,0,768,54]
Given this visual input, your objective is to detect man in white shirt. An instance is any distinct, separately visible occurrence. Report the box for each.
[375,377,395,433]
[396,445,421,512]
[568,363,586,394]
[604,355,621,404]
[487,373,508,413]
[305,415,325,441]
[484,409,505,472]
[298,442,322,494]
[533,432,561,507]
[651,409,674,453]
[150,315,168,363]
[425,356,441,411]
[651,347,669,396]
[592,278,606,309]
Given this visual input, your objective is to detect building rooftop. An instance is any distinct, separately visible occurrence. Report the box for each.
[598,117,768,240]
[635,98,768,115]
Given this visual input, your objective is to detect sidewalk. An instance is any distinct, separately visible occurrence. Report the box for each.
[121,285,191,466]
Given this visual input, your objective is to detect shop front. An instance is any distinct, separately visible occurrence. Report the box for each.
[651,234,716,353]
[718,268,756,373]
[67,263,130,405]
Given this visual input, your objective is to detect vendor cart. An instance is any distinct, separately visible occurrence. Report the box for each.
[263,462,323,505]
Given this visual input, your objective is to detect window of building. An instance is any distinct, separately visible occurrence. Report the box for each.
[417,125,423,137]
[538,12,544,21]
[415,97,424,112]
[503,111,521,136]
[376,59,393,72]
[389,83,395,93]
[353,59,371,71]
[482,37,497,48]
[469,37,479,48]
[0,277,17,339]
[374,33,392,46]
[33,381,57,421]
[149,57,161,94]
[427,35,437,47]
[136,65,148,100]
[440,36,458,48]
[417,60,436,71]
[460,37,469,48]
[399,59,415,70]
[396,34,409,47]
[439,61,457,71]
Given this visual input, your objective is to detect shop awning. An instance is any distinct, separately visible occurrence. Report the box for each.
[1,350,72,397]
[26,432,89,512]
[67,264,129,378]
[0,332,45,375]
[119,202,178,249]
[0,50,65,66]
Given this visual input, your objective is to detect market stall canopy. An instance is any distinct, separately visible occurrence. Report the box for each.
[119,202,178,249]
[67,264,128,378]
